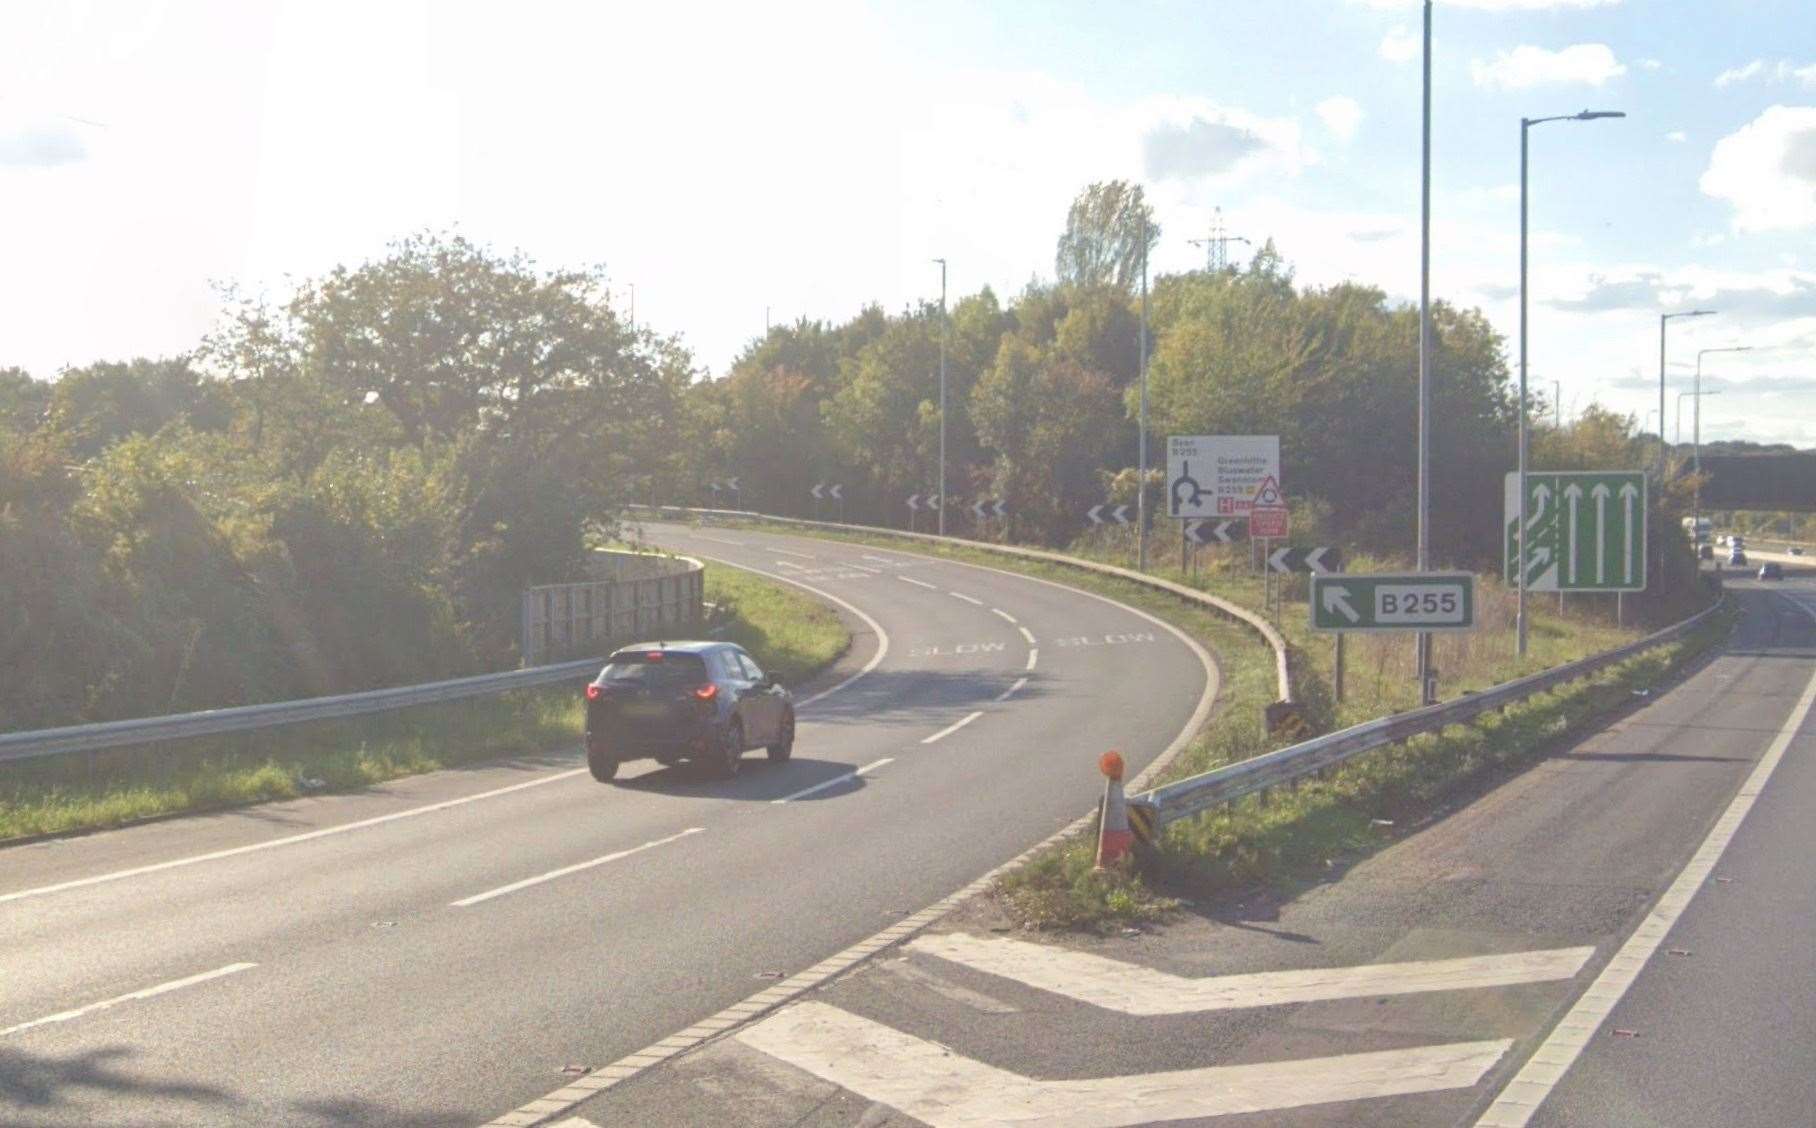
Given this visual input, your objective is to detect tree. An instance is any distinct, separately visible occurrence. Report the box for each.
[1055,181,1159,293]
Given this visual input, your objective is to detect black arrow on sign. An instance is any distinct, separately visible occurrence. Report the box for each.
[1265,546,1343,574]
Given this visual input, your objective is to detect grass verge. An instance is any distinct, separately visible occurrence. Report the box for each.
[0,561,850,844]
[687,514,1730,931]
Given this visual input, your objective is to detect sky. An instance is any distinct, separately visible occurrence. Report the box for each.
[2,0,1813,449]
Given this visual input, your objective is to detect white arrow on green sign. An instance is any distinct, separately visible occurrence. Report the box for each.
[1503,471,1646,593]
[1310,573,1478,633]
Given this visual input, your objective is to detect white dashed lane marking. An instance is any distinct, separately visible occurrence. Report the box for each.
[991,608,1018,624]
[451,828,704,907]
[994,678,1029,703]
[897,576,938,590]
[771,759,893,805]
[2,963,257,1038]
[1026,649,1039,671]
[1018,626,1037,646]
[770,547,816,559]
[921,711,984,745]
[948,591,984,606]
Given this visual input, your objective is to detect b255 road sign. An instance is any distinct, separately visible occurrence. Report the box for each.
[1310,573,1477,633]
[1504,471,1646,593]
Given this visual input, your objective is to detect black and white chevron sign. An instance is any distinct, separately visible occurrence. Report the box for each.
[1184,519,1245,546]
[1265,545,1342,574]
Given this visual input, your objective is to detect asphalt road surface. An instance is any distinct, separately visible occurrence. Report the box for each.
[0,522,1212,1127]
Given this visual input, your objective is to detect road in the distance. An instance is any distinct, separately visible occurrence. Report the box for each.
[0,522,1212,1126]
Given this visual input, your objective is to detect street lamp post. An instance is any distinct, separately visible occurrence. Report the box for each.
[933,258,948,536]
[1517,108,1624,657]
[1658,310,1715,481]
[1415,0,1433,702]
[1137,212,1150,571]
[1693,345,1751,537]
[1676,390,1723,447]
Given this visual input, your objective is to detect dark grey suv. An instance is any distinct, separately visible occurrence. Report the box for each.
[584,642,794,782]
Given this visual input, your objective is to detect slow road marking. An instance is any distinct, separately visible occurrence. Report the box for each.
[738,1001,1511,1127]
[1475,593,1816,1128]
[921,711,983,745]
[909,933,1594,1015]
[771,759,893,805]
[452,827,704,907]
[2,962,256,1038]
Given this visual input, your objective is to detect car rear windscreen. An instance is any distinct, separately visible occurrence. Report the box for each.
[598,653,709,687]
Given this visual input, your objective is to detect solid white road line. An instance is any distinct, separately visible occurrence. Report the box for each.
[1,963,256,1038]
[921,711,984,745]
[994,677,1029,703]
[1474,593,1816,1128]
[451,828,704,907]
[1018,626,1037,646]
[991,608,1018,624]
[1025,648,1039,671]
[897,575,937,590]
[770,547,816,559]
[909,934,1594,1016]
[0,768,590,906]
[770,759,893,805]
[948,591,985,606]
[738,1001,1511,1127]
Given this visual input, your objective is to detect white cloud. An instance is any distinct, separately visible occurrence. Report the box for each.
[1700,106,1816,232]
[0,120,88,167]
[1638,58,1663,71]
[1315,96,1365,142]
[1713,58,1816,89]
[1666,130,1688,143]
[1379,27,1419,64]
[1472,44,1627,90]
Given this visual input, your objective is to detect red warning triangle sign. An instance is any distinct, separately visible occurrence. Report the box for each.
[1251,475,1283,507]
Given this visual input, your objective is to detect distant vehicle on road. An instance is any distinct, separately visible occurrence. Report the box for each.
[1757,562,1783,581]
[1729,548,1748,567]
[584,642,794,782]
[1729,534,1744,548]
[1699,543,1715,561]
[1790,546,1806,556]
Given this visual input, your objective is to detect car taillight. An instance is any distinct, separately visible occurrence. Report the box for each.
[585,684,602,701]
[693,684,718,701]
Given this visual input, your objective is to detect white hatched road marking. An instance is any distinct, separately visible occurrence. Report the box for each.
[897,575,938,590]
[921,711,983,744]
[949,591,985,606]
[451,828,703,907]
[773,558,808,570]
[994,677,1029,703]
[991,608,1018,624]
[1019,625,1037,646]
[1026,648,1039,670]
[1474,591,1816,1128]
[861,554,900,565]
[909,933,1594,1015]
[2,963,256,1038]
[738,1001,1511,1128]
[770,547,816,559]
[771,759,893,805]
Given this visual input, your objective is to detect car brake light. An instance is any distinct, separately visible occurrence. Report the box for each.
[645,651,664,662]
[693,684,718,701]
[585,684,602,701]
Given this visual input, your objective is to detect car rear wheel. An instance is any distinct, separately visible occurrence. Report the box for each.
[767,710,795,762]
[715,720,744,780]
[587,742,619,783]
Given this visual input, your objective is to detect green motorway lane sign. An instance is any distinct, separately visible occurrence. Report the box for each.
[1503,471,1647,593]
[1310,573,1477,633]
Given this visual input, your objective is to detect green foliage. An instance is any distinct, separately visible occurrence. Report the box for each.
[1055,180,1160,293]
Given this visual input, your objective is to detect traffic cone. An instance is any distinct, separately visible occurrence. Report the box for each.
[1095,750,1134,869]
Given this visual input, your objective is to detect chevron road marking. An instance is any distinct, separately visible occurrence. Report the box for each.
[738,1001,1511,1127]
[907,933,1594,1015]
